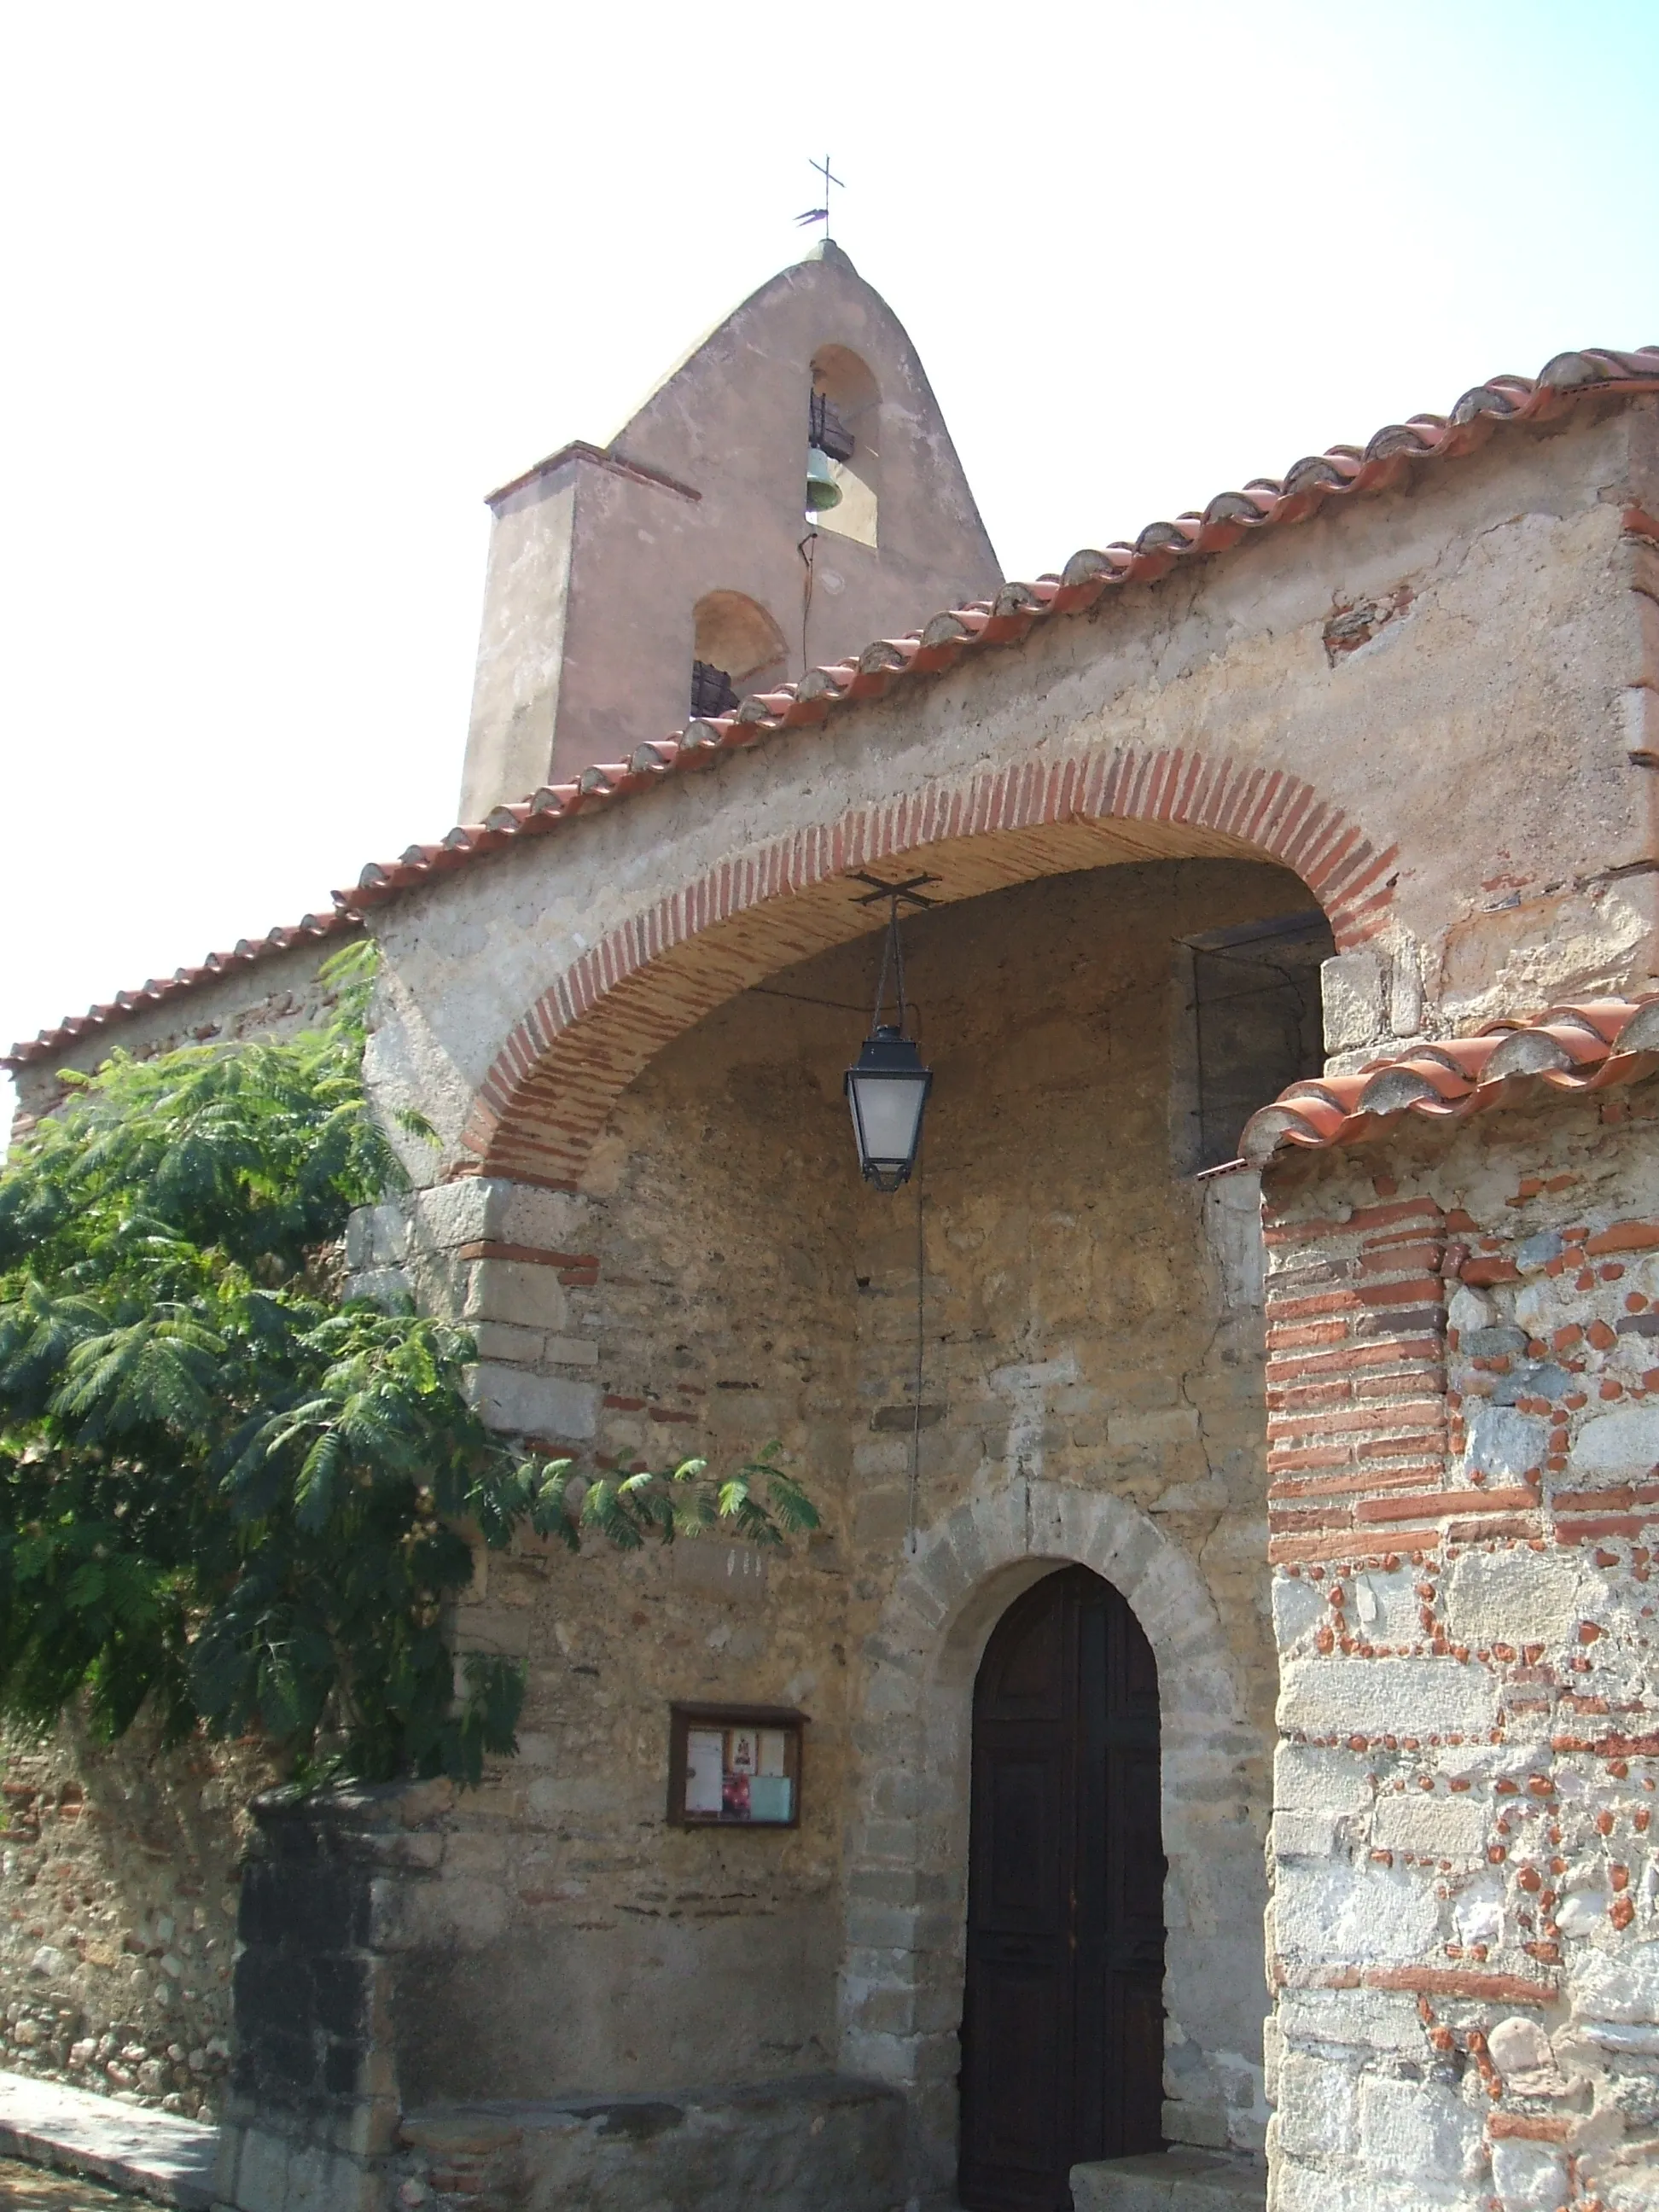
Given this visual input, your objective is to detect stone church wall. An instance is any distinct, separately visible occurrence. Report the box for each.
[0,1713,271,2118]
[339,854,1307,2192]
[830,859,1295,2180]
[1264,1095,1659,2212]
[367,397,1659,1198]
[358,950,864,2109]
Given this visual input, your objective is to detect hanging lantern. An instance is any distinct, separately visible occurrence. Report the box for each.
[806,444,843,512]
[844,892,932,1190]
[845,1026,932,1190]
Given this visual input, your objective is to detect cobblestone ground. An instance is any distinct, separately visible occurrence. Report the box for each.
[0,2157,143,2209]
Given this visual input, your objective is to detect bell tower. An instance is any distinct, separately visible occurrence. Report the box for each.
[457,242,1002,822]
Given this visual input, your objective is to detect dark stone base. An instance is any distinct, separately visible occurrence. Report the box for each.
[397,2074,907,2212]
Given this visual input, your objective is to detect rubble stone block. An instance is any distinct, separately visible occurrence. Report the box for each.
[1358,2072,1483,2185]
[463,1259,569,1331]
[464,1362,596,1440]
[1442,1550,1586,1651]
[1274,1860,1441,1962]
[1320,953,1385,1051]
[1278,1656,1500,1741]
[1369,1792,1486,1858]
[1490,2136,1569,2212]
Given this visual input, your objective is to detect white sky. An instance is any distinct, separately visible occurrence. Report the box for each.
[3,2,1656,1119]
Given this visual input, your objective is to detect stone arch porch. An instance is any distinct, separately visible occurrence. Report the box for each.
[459,742,1394,1188]
[837,1476,1268,2199]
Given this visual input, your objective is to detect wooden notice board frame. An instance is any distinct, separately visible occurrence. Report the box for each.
[667,1703,807,1830]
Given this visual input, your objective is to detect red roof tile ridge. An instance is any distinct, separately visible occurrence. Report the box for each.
[10,346,1658,1074]
[338,342,1657,918]
[4,910,361,1070]
[1241,992,1659,1167]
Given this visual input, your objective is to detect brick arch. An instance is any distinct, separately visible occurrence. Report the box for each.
[463,743,1396,1187]
[836,1477,1262,2193]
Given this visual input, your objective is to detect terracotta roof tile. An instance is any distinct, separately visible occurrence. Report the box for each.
[9,344,1658,1071]
[332,346,1657,909]
[3,912,359,1074]
[1240,996,1659,1168]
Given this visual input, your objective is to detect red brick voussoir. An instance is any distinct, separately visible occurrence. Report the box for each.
[464,744,1394,1189]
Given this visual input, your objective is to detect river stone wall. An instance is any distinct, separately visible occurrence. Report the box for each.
[1264,1091,1659,2212]
[0,1714,270,2120]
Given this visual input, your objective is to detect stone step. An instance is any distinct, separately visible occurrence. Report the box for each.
[1070,2147,1266,2212]
[0,2069,219,2209]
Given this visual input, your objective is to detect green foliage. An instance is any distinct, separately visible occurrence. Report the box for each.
[0,949,818,1788]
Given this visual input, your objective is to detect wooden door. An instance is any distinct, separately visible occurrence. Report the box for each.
[958,1565,1165,2212]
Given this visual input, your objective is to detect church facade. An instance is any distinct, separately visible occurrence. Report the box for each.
[7,256,1659,2212]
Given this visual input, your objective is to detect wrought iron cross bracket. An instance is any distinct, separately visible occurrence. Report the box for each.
[849,871,940,911]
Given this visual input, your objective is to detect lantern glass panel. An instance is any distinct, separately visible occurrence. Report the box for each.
[844,1027,932,1187]
[847,1071,926,1171]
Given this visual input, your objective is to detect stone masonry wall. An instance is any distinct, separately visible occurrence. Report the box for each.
[353,856,1305,2182]
[0,1712,271,2120]
[346,959,863,2110]
[1264,1091,1659,2212]
[830,859,1293,2178]
[368,399,1659,1192]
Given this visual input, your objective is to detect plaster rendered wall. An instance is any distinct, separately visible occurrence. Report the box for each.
[459,469,578,827]
[1263,1097,1659,2212]
[457,242,1002,815]
[369,401,1659,1192]
[358,858,1300,2189]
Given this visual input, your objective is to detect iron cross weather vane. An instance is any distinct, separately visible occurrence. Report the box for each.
[796,154,845,244]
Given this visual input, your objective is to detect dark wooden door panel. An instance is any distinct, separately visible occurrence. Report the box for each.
[1111,1976,1167,2153]
[982,1592,1069,1715]
[978,1752,1066,1929]
[959,1566,1166,2212]
[962,1960,1066,2173]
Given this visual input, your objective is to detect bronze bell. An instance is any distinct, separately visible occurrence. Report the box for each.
[806,443,842,512]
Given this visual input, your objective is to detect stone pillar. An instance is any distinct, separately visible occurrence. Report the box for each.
[347,1176,602,1453]
[215,1783,448,2212]
[1263,1116,1659,2212]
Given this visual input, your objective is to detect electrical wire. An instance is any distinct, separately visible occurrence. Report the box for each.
[798,527,818,679]
[908,1124,925,1557]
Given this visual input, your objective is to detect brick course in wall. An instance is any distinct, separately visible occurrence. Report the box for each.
[1264,1092,1659,2212]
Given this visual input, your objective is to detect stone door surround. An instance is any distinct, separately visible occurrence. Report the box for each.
[837,1478,1260,2196]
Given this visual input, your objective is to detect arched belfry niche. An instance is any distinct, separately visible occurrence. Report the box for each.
[690,591,787,719]
[838,1481,1259,2197]
[461,742,1395,1188]
[811,344,880,548]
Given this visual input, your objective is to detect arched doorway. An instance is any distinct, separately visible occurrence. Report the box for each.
[959,1565,1165,2212]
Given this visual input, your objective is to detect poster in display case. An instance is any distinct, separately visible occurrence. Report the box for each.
[667,1703,806,1828]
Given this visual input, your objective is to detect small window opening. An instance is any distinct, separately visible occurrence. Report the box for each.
[690,661,739,718]
[1174,909,1332,1173]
